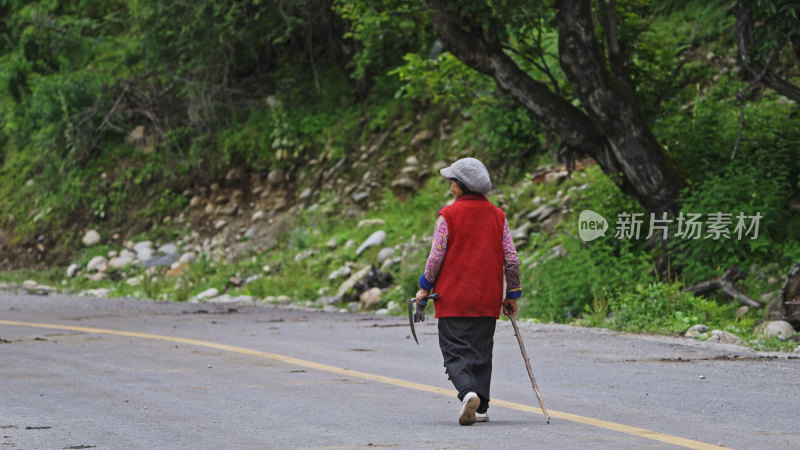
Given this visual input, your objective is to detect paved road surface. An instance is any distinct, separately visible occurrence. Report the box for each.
[1,292,799,449]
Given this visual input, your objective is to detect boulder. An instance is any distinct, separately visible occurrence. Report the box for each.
[352,192,370,203]
[357,230,386,256]
[83,288,110,298]
[109,250,137,269]
[685,324,710,338]
[376,247,395,265]
[86,256,108,273]
[179,252,197,264]
[329,266,352,281]
[158,243,179,255]
[66,264,80,278]
[82,230,101,246]
[337,266,372,297]
[359,287,383,310]
[190,288,220,303]
[142,254,177,268]
[764,320,796,340]
[709,330,744,345]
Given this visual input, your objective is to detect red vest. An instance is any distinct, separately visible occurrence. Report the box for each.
[433,194,506,318]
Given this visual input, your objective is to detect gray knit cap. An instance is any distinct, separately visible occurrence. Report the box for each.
[439,157,491,194]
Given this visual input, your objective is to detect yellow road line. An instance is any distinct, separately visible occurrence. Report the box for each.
[1,319,728,449]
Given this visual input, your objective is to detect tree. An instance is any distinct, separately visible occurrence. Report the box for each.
[424,0,685,214]
[734,0,800,104]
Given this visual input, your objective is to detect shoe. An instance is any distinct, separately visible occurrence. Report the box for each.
[475,412,489,422]
[459,392,480,426]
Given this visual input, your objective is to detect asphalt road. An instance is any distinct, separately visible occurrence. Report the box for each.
[1,292,798,449]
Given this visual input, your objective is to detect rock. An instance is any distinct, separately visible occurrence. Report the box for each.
[764,321,796,340]
[142,254,177,268]
[267,169,284,186]
[735,305,750,319]
[359,287,382,310]
[133,240,153,252]
[337,266,372,297]
[709,330,744,345]
[329,266,352,281]
[85,272,107,282]
[158,243,179,255]
[133,241,154,261]
[126,125,153,153]
[202,294,256,305]
[190,288,220,303]
[225,167,245,181]
[179,252,197,264]
[352,191,370,203]
[386,300,401,314]
[218,203,238,216]
[214,219,227,230]
[326,238,338,249]
[82,230,101,246]
[376,247,395,265]
[83,288,110,298]
[298,188,312,201]
[381,257,401,271]
[294,249,318,262]
[391,177,417,190]
[165,264,189,278]
[358,219,386,228]
[23,282,56,295]
[275,295,292,305]
[795,346,800,354]
[66,264,80,278]
[109,250,137,269]
[252,210,265,222]
[685,324,710,338]
[86,256,109,273]
[511,222,531,241]
[410,129,434,147]
[528,205,558,222]
[357,230,386,256]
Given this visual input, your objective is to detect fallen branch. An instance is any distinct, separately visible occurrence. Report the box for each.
[684,266,761,308]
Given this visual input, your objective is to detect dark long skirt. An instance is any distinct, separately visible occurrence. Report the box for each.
[438,317,497,413]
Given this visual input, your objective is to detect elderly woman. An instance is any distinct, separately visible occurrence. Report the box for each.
[415,157,522,426]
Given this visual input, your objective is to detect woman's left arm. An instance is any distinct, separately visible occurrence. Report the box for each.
[503,219,522,299]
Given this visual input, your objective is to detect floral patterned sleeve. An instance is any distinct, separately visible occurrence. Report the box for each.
[420,216,448,289]
[503,219,522,299]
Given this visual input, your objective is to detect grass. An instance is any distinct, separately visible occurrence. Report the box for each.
[3,160,797,352]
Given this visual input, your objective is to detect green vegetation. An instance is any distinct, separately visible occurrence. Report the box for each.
[1,1,799,351]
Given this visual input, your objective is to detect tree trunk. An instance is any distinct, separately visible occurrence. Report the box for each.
[425,0,684,214]
[766,260,800,327]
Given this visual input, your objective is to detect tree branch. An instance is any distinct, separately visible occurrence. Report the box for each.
[735,1,800,105]
[684,267,762,308]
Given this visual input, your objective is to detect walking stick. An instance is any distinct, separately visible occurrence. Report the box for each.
[509,315,550,424]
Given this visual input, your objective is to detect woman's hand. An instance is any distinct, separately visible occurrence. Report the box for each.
[503,299,518,317]
[415,289,430,306]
